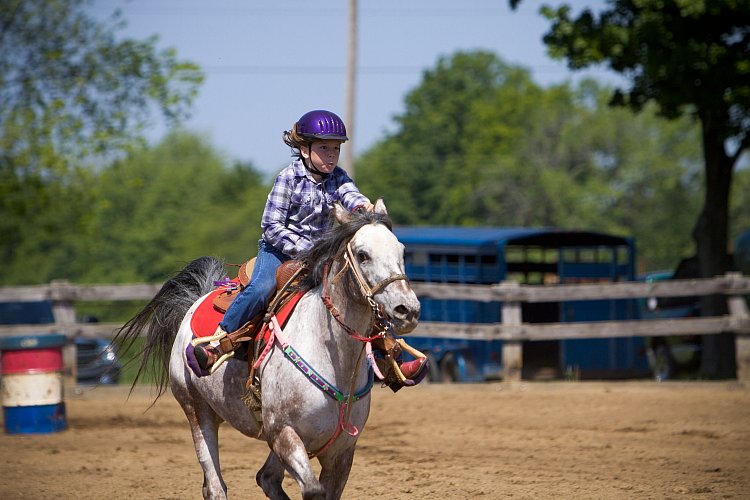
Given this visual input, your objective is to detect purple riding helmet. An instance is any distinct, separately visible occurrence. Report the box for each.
[297,110,349,142]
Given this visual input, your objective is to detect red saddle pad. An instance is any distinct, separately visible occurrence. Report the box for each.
[190,289,227,338]
[190,288,307,339]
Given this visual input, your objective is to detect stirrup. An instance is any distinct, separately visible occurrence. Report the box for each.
[390,339,428,385]
[396,338,426,359]
[191,330,228,347]
[388,357,413,385]
[209,350,235,374]
[190,330,234,374]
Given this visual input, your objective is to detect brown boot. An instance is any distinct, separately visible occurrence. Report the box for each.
[194,343,221,372]
[193,326,232,373]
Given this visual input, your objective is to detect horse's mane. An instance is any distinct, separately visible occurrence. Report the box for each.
[298,209,393,289]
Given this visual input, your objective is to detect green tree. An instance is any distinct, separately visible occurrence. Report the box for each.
[357,51,702,270]
[81,132,267,283]
[0,0,203,284]
[358,51,514,225]
[553,82,703,270]
[510,0,750,376]
[460,76,607,229]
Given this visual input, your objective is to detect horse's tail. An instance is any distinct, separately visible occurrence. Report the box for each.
[114,256,225,398]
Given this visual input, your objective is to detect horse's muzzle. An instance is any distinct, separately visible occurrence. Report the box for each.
[391,300,420,334]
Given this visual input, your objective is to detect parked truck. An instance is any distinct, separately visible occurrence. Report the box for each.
[0,300,121,385]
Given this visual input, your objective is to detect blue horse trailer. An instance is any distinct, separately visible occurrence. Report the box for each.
[394,227,650,381]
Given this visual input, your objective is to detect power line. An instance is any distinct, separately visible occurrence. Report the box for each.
[201,64,580,76]
[123,8,539,18]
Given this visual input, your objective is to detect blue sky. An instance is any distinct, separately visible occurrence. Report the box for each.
[90,0,622,178]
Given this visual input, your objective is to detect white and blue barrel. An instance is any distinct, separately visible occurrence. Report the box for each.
[1,334,67,433]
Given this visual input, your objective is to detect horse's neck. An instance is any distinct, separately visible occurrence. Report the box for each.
[304,269,372,378]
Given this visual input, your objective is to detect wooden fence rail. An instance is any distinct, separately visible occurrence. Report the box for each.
[1,274,749,382]
[410,273,750,382]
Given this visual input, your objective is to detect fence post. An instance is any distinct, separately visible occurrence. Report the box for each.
[50,280,77,381]
[726,274,750,383]
[501,281,522,382]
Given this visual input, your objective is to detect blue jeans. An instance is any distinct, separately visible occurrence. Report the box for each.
[219,240,289,333]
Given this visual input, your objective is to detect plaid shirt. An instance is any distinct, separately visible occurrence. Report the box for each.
[261,159,370,257]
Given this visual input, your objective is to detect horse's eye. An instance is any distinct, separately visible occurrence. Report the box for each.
[357,251,370,263]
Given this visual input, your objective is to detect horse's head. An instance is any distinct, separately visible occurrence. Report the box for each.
[334,200,420,334]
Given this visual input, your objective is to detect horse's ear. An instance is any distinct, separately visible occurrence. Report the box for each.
[334,203,352,225]
[373,198,388,215]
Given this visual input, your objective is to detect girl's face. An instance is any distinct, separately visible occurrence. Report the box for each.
[302,139,342,176]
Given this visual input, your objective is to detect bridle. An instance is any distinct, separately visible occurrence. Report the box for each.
[321,234,410,342]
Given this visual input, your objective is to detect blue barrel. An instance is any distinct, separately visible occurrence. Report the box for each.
[0,334,68,434]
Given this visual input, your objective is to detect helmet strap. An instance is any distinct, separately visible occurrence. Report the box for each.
[302,146,331,180]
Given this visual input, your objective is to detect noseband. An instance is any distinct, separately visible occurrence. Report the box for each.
[322,238,409,342]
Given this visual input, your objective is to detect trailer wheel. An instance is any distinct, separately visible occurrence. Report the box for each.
[424,352,441,382]
[650,345,674,381]
[440,352,459,383]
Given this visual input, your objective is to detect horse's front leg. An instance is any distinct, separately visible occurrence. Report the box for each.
[270,426,325,500]
[256,451,291,500]
[318,445,356,500]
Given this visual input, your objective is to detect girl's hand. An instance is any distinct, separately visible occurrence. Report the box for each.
[354,202,374,213]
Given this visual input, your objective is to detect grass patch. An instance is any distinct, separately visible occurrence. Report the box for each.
[74,300,148,324]
[112,336,162,386]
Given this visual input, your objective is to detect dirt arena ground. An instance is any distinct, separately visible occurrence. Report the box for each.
[1,380,748,499]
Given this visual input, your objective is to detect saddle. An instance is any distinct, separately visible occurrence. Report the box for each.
[192,259,307,372]
[212,259,254,313]
[212,258,301,313]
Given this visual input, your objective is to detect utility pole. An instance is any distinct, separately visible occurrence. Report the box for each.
[345,0,358,179]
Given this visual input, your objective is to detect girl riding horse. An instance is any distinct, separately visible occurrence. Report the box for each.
[192,109,426,382]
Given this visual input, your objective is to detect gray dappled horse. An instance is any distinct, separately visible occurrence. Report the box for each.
[115,200,420,499]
